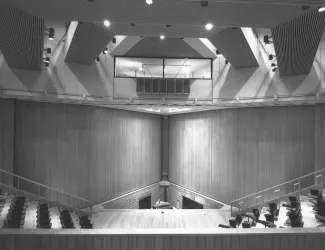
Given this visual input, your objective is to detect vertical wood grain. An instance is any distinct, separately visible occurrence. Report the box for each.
[169,105,317,204]
[14,101,161,205]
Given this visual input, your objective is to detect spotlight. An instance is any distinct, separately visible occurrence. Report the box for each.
[103,20,110,27]
[112,37,116,44]
[205,23,213,31]
[44,48,52,54]
[45,28,55,40]
[319,7,325,12]
[263,35,272,45]
[216,49,221,55]
[269,54,275,61]
[225,59,228,65]
[44,62,50,67]
[146,0,153,5]
[103,48,108,54]
[160,35,165,40]
[44,57,50,63]
[272,67,278,72]
[271,63,276,67]
[96,57,100,62]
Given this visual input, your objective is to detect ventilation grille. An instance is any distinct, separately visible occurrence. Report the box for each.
[272,10,325,76]
[136,78,190,95]
[65,22,115,65]
[208,28,258,68]
[0,4,45,70]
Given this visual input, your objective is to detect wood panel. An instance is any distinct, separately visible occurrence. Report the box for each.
[0,99,14,185]
[0,228,325,250]
[169,105,316,204]
[14,101,161,206]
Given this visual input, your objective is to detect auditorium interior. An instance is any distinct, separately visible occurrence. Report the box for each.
[1,0,325,249]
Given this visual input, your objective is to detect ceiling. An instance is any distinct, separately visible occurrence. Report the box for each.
[4,0,323,38]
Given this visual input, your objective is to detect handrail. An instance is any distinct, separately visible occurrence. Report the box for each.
[0,169,91,203]
[231,168,325,203]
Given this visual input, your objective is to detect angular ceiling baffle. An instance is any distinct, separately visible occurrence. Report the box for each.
[208,28,258,68]
[0,4,45,70]
[65,22,115,65]
[271,10,325,76]
[125,38,203,58]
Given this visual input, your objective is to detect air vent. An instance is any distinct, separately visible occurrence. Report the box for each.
[152,79,159,94]
[160,79,167,94]
[184,79,190,94]
[136,78,144,93]
[144,78,152,93]
[167,79,175,94]
[135,78,190,95]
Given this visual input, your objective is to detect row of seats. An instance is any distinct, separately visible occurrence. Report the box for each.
[78,215,92,229]
[3,196,27,228]
[60,210,75,229]
[37,203,52,229]
[310,189,325,223]
[283,196,303,227]
[0,189,5,219]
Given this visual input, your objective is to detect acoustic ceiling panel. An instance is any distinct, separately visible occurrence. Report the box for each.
[272,10,325,76]
[65,22,115,65]
[0,4,45,70]
[208,28,258,68]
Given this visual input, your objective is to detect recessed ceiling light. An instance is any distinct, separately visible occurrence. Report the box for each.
[103,20,110,27]
[160,35,165,40]
[205,23,213,31]
[319,7,325,12]
[146,0,153,5]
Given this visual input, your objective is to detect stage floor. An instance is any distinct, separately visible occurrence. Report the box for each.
[91,209,231,229]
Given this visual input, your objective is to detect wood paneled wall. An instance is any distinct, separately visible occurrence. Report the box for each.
[169,105,317,204]
[0,99,14,184]
[14,101,161,205]
[1,228,325,250]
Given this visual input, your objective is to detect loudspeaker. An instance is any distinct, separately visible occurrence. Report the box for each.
[167,79,175,94]
[152,79,159,94]
[183,79,190,94]
[136,78,144,93]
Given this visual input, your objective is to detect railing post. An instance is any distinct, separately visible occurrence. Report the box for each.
[230,203,233,217]
[91,205,92,215]
[38,185,40,197]
[17,178,20,190]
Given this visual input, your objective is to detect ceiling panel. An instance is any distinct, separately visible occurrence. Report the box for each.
[4,0,317,32]
[65,22,115,65]
[0,3,44,70]
[208,28,258,68]
[272,10,325,76]
[125,37,203,58]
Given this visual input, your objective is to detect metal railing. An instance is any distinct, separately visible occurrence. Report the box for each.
[230,168,325,216]
[0,169,92,214]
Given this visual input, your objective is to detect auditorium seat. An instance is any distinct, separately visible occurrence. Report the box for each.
[3,196,28,228]
[60,210,75,229]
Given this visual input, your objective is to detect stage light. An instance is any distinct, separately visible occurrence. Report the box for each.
[104,20,110,27]
[225,59,228,65]
[44,57,50,63]
[263,35,273,46]
[269,54,275,61]
[112,37,116,44]
[272,67,278,72]
[44,62,50,67]
[318,7,325,12]
[205,23,213,31]
[146,0,153,5]
[45,28,55,40]
[216,49,221,56]
[44,48,52,54]
[160,35,165,40]
[96,57,100,62]
[103,48,108,54]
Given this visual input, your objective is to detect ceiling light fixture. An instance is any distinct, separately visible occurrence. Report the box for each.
[103,48,108,54]
[319,7,325,12]
[160,35,165,40]
[103,20,111,27]
[205,23,213,31]
[146,0,153,5]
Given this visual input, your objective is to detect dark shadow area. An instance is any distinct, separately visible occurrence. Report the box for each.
[182,196,203,209]
[139,195,151,209]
